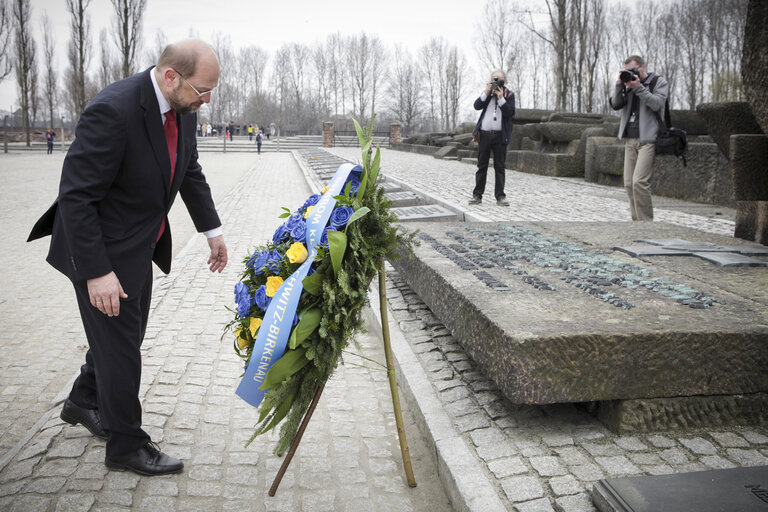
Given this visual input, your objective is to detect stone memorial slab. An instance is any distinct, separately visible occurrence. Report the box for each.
[592,465,768,512]
[616,238,768,267]
[392,205,458,222]
[613,246,694,257]
[390,221,768,409]
[693,251,768,267]
[384,191,424,207]
[380,182,402,193]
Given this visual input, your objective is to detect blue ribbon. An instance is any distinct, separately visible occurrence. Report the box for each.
[236,163,361,407]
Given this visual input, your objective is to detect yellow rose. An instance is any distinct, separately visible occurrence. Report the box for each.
[304,205,314,219]
[265,276,283,297]
[249,317,262,337]
[235,328,249,350]
[286,242,308,264]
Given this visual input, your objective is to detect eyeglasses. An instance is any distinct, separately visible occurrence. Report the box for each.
[172,68,215,98]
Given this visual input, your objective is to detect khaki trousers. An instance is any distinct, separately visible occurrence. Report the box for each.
[623,139,656,221]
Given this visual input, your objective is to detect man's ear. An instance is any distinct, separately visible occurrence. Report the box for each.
[162,68,176,87]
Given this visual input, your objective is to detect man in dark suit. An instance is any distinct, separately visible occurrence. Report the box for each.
[28,39,228,476]
[470,69,516,206]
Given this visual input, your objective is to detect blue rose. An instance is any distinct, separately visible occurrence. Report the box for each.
[234,282,253,316]
[290,221,306,242]
[286,212,304,230]
[254,285,271,311]
[320,227,336,247]
[267,250,283,273]
[292,312,299,326]
[330,206,354,230]
[347,179,361,195]
[273,223,289,244]
[302,194,321,211]
[234,281,248,299]
[247,250,270,275]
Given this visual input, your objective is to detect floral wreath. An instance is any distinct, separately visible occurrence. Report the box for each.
[225,118,414,454]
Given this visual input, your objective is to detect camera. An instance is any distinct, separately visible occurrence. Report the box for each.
[619,67,640,83]
[492,76,505,91]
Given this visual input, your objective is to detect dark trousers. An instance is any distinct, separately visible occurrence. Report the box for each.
[473,131,508,200]
[47,142,53,154]
[69,266,153,457]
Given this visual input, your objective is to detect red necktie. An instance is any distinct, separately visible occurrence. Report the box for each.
[157,110,178,241]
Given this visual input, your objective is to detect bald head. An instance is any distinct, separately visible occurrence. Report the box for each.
[157,39,219,79]
[155,39,219,115]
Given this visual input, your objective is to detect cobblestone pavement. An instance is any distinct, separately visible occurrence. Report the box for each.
[2,146,765,512]
[0,152,450,511]
[322,148,768,511]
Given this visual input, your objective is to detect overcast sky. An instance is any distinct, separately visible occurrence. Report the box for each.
[1,0,494,116]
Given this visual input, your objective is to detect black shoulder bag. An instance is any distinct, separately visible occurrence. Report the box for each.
[648,75,688,166]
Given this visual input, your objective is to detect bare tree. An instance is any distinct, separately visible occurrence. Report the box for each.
[367,36,387,124]
[311,44,332,120]
[66,0,92,120]
[110,0,145,79]
[143,29,166,68]
[474,0,516,71]
[239,45,268,123]
[386,44,421,133]
[345,33,387,124]
[0,0,12,81]
[325,33,347,117]
[419,37,446,131]
[443,45,467,131]
[97,28,117,89]
[520,0,569,110]
[40,13,57,129]
[209,32,234,125]
[12,0,36,146]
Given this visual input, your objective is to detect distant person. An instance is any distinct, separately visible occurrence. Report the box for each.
[27,39,228,477]
[45,129,56,154]
[609,55,668,221]
[256,130,263,154]
[248,124,253,141]
[469,69,515,206]
[206,123,212,137]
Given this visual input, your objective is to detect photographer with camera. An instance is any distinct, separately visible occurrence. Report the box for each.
[469,69,516,206]
[610,55,669,221]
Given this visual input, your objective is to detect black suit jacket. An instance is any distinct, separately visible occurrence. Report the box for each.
[28,67,220,298]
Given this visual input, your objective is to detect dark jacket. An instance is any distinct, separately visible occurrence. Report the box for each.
[472,87,516,145]
[28,67,220,298]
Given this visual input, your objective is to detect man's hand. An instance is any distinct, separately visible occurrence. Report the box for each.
[87,271,128,317]
[626,75,642,89]
[494,86,504,100]
[484,82,493,96]
[207,235,228,273]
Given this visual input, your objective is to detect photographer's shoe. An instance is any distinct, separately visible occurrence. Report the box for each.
[468,197,482,205]
[497,198,510,206]
[105,442,183,476]
[60,399,107,439]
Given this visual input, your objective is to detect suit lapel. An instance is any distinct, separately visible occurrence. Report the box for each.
[140,68,172,197]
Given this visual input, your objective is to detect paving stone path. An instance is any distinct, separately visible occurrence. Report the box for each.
[1,147,765,512]
[0,152,449,511]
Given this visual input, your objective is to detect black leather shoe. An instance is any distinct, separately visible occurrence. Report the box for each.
[60,399,107,439]
[497,198,510,206]
[105,442,184,476]
[468,197,482,205]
